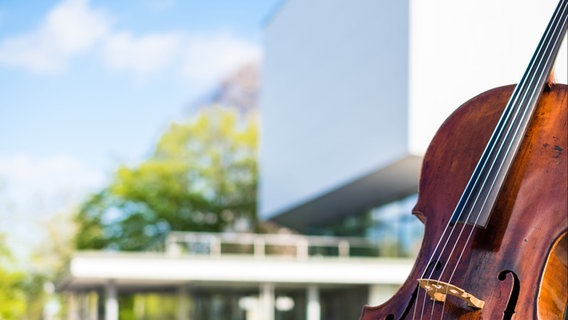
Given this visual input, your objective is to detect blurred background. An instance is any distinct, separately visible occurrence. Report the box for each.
[0,1,273,318]
[0,0,566,319]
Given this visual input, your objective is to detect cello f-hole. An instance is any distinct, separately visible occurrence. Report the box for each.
[498,270,520,320]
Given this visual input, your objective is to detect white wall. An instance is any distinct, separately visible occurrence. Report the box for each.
[260,0,567,221]
[409,0,567,154]
[261,0,411,219]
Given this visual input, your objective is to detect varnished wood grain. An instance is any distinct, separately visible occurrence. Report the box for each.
[360,84,567,319]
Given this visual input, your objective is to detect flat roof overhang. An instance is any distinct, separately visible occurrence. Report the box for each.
[57,252,414,292]
[269,155,422,231]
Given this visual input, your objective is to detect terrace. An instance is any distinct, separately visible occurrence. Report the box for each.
[58,231,414,320]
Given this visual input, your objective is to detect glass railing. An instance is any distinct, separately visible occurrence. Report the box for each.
[160,231,381,259]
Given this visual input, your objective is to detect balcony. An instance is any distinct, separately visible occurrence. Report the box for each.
[58,232,414,320]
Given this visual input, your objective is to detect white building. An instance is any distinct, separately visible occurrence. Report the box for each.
[260,0,567,230]
[258,0,566,317]
[59,232,413,320]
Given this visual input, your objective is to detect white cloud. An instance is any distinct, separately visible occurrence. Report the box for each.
[101,31,182,76]
[0,0,263,94]
[102,31,263,90]
[0,0,111,73]
[182,33,262,92]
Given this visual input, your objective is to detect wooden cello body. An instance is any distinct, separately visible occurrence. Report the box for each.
[361,83,567,319]
[360,1,567,319]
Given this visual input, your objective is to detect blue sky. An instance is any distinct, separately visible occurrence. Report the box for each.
[0,0,279,260]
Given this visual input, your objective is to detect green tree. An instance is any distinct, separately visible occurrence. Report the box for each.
[0,234,26,319]
[75,107,258,251]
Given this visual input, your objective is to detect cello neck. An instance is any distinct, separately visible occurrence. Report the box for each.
[450,0,567,227]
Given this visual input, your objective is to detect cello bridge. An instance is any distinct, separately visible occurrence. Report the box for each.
[417,278,485,309]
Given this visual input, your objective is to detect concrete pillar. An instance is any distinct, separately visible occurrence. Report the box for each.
[67,293,79,320]
[338,240,350,257]
[89,291,99,320]
[254,238,265,257]
[260,283,275,320]
[105,281,118,320]
[78,292,89,319]
[306,285,320,320]
[178,284,189,320]
[297,239,309,259]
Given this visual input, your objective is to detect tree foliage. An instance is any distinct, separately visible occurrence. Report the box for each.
[0,235,26,319]
[75,107,258,251]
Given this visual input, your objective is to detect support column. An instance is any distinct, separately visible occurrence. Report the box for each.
[89,291,98,320]
[260,283,275,320]
[306,285,320,320]
[75,292,90,320]
[105,281,118,320]
[67,293,79,320]
[178,284,189,320]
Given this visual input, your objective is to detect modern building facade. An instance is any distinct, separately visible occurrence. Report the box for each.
[258,1,566,317]
[259,0,566,233]
[58,232,413,320]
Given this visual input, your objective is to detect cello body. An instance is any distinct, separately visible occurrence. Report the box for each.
[360,83,568,319]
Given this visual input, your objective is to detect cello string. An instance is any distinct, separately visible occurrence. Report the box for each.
[439,0,566,283]
[411,41,540,314]
[442,0,568,301]
[409,65,534,317]
[416,0,556,283]
[422,1,564,318]
[437,0,559,287]
[437,3,567,318]
[441,0,567,281]
[412,1,567,318]
[435,4,565,319]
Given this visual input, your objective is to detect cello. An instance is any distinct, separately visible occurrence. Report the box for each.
[361,1,567,319]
